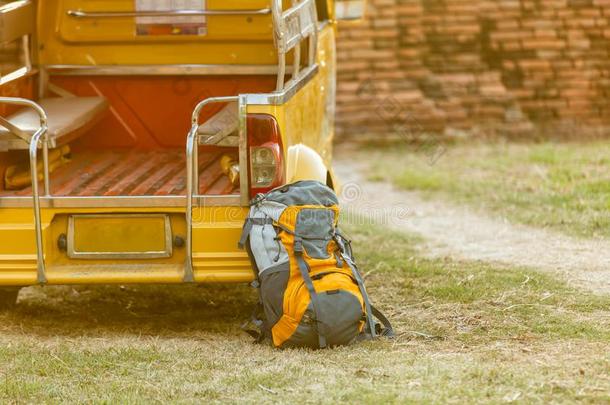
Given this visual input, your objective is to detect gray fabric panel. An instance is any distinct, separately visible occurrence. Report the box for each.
[282,303,319,349]
[283,289,363,349]
[264,181,338,207]
[295,209,335,259]
[247,206,288,272]
[257,200,287,222]
[259,260,290,276]
[261,224,287,272]
[259,261,290,327]
[248,221,272,271]
[316,289,363,346]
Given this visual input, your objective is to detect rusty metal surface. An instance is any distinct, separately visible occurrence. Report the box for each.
[1,148,237,197]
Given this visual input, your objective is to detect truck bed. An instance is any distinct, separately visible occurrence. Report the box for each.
[0,148,238,197]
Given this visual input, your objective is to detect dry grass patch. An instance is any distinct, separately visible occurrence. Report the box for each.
[364,140,610,239]
[0,223,608,403]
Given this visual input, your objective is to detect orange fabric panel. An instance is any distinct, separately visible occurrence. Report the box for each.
[49,75,276,149]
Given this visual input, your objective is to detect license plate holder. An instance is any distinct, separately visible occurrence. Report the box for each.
[67,214,173,259]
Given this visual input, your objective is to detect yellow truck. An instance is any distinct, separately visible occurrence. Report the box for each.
[0,0,364,307]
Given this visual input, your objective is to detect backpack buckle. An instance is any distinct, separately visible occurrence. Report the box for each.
[333,232,346,253]
[249,193,266,206]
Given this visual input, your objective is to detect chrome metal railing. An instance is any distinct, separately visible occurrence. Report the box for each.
[67,8,272,19]
[0,97,48,284]
[272,0,318,91]
[184,96,242,282]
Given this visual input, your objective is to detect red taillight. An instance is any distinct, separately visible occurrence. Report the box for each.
[247,114,285,198]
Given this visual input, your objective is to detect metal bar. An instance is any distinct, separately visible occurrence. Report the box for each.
[238,95,249,206]
[42,141,50,196]
[193,133,199,193]
[271,0,284,91]
[271,0,318,90]
[186,96,240,282]
[45,64,292,76]
[67,8,271,18]
[282,0,311,20]
[308,33,316,66]
[309,1,318,66]
[29,127,47,284]
[22,35,32,71]
[191,96,241,125]
[0,115,30,142]
[184,124,197,283]
[0,97,48,284]
[0,97,46,120]
[245,64,318,105]
[38,67,48,100]
[291,0,301,80]
[0,195,242,208]
[276,53,286,91]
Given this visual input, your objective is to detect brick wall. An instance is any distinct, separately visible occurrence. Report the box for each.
[336,0,610,138]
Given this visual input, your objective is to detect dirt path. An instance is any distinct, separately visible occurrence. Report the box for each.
[334,158,610,295]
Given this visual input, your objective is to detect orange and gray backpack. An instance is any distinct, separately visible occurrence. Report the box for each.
[238,180,393,349]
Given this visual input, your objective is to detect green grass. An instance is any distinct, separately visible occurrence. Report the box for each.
[365,140,610,239]
[0,222,608,403]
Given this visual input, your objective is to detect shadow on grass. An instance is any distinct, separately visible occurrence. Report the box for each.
[0,283,256,338]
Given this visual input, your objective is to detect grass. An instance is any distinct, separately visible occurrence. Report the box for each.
[0,221,609,403]
[365,140,610,239]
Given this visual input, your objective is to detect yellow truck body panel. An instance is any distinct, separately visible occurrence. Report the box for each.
[0,0,340,287]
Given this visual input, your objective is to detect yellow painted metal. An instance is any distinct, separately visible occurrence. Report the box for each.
[0,14,338,286]
[37,0,278,66]
[0,206,252,285]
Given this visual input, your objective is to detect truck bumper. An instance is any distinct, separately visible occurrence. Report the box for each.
[0,206,254,285]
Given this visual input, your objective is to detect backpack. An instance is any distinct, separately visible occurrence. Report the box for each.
[238,180,393,349]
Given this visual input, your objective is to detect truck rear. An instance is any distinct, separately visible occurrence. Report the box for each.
[0,0,351,306]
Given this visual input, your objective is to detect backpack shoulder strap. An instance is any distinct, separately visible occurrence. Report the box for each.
[294,237,328,349]
[371,305,395,337]
[342,254,376,338]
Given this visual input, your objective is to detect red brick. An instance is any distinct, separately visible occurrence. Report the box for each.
[334,0,610,138]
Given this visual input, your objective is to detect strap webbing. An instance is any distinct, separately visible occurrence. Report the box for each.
[241,302,269,344]
[294,237,327,349]
[238,217,274,249]
[371,305,395,337]
[343,254,376,338]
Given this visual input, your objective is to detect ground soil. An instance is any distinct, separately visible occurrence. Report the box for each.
[334,155,610,295]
